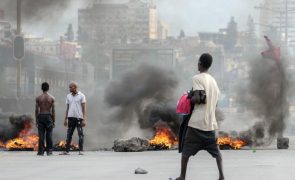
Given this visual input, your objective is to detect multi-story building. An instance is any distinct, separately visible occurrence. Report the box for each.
[148,4,158,40]
[0,21,11,42]
[25,36,60,56]
[78,0,159,44]
[0,9,4,20]
[258,0,295,46]
[0,10,12,43]
[198,29,226,45]
[157,21,168,40]
[25,36,82,61]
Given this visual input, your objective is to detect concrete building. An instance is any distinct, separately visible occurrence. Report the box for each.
[258,0,295,46]
[0,10,12,43]
[157,21,168,40]
[78,0,159,44]
[148,4,158,40]
[198,29,226,45]
[25,36,81,60]
[25,36,60,56]
[0,21,11,42]
[0,9,4,20]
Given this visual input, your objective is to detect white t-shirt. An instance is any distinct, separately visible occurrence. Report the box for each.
[188,73,220,131]
[66,91,86,119]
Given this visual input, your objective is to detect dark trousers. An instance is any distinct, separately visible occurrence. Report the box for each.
[37,114,53,154]
[178,114,190,153]
[66,118,84,152]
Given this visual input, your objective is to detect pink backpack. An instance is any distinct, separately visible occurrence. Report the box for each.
[176,92,191,115]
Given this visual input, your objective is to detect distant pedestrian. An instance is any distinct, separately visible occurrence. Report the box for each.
[35,82,55,156]
[62,82,86,155]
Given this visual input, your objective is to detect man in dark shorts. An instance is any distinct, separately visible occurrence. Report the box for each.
[174,53,224,180]
[62,82,86,155]
[35,82,55,156]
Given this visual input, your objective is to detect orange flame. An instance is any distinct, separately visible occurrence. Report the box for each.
[0,141,5,148]
[217,136,247,149]
[1,118,81,151]
[19,120,32,137]
[5,134,39,150]
[149,126,178,149]
[3,119,39,150]
[59,140,66,147]
[57,140,79,150]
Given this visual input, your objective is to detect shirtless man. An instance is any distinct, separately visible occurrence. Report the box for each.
[35,82,55,156]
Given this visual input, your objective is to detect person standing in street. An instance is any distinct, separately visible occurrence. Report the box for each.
[62,82,86,155]
[35,82,55,156]
[173,53,224,180]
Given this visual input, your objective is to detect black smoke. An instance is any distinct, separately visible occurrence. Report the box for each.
[0,114,34,142]
[236,57,290,146]
[21,1,70,21]
[104,64,179,134]
[0,0,75,21]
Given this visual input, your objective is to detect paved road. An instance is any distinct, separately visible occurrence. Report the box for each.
[0,150,293,180]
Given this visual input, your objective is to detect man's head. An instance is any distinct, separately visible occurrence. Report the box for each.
[41,82,49,92]
[69,82,78,94]
[198,53,213,72]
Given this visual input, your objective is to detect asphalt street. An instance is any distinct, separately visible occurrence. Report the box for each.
[0,150,293,180]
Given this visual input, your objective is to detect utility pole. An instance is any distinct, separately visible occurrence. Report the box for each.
[285,0,289,47]
[16,0,21,98]
[256,0,295,47]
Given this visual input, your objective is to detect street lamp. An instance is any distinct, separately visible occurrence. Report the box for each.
[15,0,23,98]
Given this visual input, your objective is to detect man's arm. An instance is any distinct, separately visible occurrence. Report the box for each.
[51,98,55,126]
[35,98,39,127]
[64,104,69,126]
[190,90,201,105]
[81,103,86,127]
[191,76,206,105]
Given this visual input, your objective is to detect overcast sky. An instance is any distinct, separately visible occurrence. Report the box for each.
[0,0,262,39]
[156,0,261,35]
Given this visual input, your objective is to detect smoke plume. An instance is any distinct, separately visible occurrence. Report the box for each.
[236,57,290,146]
[0,0,66,20]
[0,0,94,38]
[104,64,179,135]
[0,114,34,142]
[22,1,70,20]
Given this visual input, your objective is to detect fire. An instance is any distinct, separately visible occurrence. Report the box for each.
[59,140,67,147]
[217,136,247,149]
[0,115,81,151]
[0,141,5,148]
[5,134,39,150]
[1,118,39,150]
[149,126,178,149]
[55,140,79,151]
[19,120,32,137]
